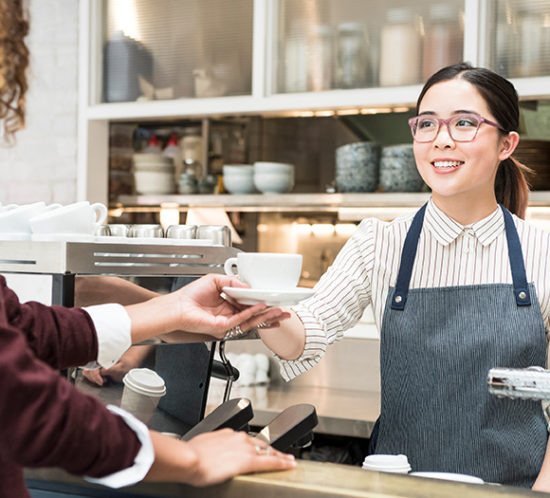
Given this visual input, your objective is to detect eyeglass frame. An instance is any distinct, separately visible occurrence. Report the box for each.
[407,113,508,143]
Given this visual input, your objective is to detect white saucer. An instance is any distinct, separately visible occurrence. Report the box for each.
[31,233,94,242]
[410,472,484,484]
[222,287,314,306]
[0,232,30,241]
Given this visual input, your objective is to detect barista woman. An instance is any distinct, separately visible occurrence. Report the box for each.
[257,63,550,490]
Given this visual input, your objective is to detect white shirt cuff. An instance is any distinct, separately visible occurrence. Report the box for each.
[84,405,154,488]
[82,303,132,369]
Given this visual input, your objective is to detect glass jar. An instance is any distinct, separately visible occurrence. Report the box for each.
[379,7,421,87]
[285,25,308,93]
[336,22,368,89]
[308,25,334,91]
[422,3,462,81]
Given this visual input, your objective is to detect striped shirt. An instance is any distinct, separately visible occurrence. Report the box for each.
[279,198,550,381]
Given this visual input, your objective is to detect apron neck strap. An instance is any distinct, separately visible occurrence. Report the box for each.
[391,203,531,310]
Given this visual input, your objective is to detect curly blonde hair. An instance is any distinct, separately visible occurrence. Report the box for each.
[0,0,29,143]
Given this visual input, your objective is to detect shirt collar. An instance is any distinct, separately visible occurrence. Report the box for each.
[424,198,504,247]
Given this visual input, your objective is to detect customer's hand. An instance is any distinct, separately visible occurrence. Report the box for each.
[170,274,290,339]
[145,429,296,486]
[82,346,154,385]
[126,274,291,344]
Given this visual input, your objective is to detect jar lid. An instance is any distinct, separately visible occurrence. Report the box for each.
[429,3,457,21]
[123,368,166,397]
[338,22,364,33]
[385,7,413,24]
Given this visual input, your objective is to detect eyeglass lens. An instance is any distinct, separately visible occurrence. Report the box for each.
[412,114,482,142]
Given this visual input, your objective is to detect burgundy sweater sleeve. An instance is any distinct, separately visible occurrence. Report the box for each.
[0,278,141,477]
[0,276,98,369]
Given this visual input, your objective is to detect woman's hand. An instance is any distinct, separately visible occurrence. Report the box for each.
[145,429,296,486]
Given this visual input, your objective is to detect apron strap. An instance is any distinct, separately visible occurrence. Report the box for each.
[391,203,531,310]
[501,206,531,306]
[391,204,427,310]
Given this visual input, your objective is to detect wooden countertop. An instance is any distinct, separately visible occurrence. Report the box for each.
[25,460,541,497]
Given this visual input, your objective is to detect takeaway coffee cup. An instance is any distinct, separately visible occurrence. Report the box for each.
[362,454,411,474]
[120,368,166,425]
[29,201,107,236]
[224,252,302,290]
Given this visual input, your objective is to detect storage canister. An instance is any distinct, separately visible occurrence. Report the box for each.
[336,22,369,89]
[422,3,462,81]
[379,8,421,87]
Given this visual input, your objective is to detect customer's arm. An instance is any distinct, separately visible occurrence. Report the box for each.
[75,276,158,307]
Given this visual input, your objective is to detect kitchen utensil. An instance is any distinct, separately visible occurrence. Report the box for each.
[128,224,164,238]
[166,224,197,239]
[221,287,314,306]
[335,142,380,192]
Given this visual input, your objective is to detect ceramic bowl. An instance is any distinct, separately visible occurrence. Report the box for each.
[335,142,380,192]
[254,161,294,175]
[379,144,424,192]
[254,172,294,193]
[223,172,255,194]
[134,171,174,194]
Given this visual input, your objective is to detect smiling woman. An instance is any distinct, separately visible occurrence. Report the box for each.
[253,62,550,491]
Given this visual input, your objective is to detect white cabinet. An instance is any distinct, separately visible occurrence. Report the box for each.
[78,0,550,204]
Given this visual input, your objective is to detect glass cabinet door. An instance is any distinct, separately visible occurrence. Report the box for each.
[100,0,253,103]
[488,0,550,78]
[272,0,464,94]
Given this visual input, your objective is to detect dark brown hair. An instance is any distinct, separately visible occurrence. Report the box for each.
[417,62,530,219]
[0,0,29,143]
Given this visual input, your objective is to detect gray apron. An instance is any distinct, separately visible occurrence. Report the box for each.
[375,204,548,487]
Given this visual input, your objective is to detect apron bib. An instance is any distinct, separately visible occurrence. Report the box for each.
[375,204,547,487]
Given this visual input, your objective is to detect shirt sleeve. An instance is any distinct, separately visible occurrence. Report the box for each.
[82,304,132,369]
[84,405,154,488]
[278,218,375,381]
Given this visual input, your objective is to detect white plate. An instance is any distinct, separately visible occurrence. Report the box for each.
[222,286,314,306]
[410,472,484,484]
[32,233,94,242]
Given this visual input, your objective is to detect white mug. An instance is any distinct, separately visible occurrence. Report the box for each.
[224,252,302,290]
[0,202,61,239]
[29,201,107,235]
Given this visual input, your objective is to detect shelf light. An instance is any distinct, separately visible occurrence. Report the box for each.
[360,107,393,115]
[315,110,335,117]
[292,223,312,236]
[311,223,335,237]
[159,202,180,229]
[393,106,410,113]
[337,109,360,116]
[335,223,357,237]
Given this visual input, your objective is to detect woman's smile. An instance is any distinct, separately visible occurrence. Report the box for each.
[431,158,465,173]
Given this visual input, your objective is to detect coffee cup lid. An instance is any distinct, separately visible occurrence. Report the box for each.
[362,454,411,471]
[123,368,166,397]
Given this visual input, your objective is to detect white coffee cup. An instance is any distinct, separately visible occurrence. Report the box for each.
[0,202,61,239]
[120,368,166,425]
[224,252,302,290]
[29,201,107,236]
[362,454,411,474]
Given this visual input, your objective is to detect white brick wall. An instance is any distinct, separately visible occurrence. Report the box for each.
[0,0,79,205]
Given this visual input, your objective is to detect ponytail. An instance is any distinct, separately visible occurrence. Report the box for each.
[494,157,531,219]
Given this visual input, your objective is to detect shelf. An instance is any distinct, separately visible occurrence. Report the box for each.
[115,192,432,212]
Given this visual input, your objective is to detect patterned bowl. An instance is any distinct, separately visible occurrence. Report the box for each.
[379,144,425,192]
[335,142,380,193]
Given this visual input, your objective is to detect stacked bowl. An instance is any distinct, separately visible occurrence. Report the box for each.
[223,165,255,194]
[133,153,175,195]
[379,144,425,192]
[335,142,380,192]
[253,162,295,194]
